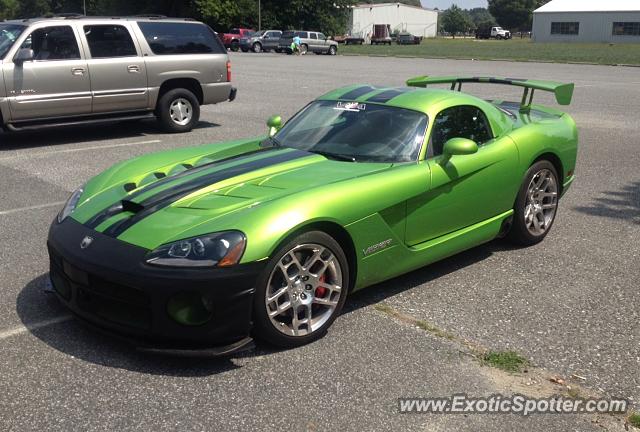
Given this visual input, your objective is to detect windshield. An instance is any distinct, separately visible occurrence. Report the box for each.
[273,100,428,163]
[0,24,25,59]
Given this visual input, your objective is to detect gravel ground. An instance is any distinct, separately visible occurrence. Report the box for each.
[0,52,638,431]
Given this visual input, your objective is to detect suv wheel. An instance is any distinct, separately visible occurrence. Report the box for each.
[230,40,240,51]
[300,44,308,55]
[156,88,200,133]
[252,42,262,53]
[329,45,337,55]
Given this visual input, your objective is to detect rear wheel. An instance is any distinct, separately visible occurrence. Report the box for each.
[508,160,559,246]
[156,88,200,133]
[252,231,349,348]
[300,44,308,55]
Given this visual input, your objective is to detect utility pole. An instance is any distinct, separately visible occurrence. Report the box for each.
[83,0,86,15]
[258,0,261,31]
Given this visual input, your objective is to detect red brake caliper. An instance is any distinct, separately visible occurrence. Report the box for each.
[315,274,328,299]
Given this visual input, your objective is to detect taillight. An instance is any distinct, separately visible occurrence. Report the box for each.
[226,61,231,82]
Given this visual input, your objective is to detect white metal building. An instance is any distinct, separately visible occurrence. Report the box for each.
[532,0,640,43]
[349,3,438,38]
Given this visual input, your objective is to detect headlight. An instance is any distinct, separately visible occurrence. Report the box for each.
[145,231,246,268]
[57,186,84,223]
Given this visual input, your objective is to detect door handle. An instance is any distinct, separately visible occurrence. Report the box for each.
[71,67,85,76]
[127,65,140,73]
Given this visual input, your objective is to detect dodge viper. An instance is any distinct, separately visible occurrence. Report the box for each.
[48,76,578,355]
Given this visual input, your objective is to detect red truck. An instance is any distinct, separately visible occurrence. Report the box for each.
[222,28,255,51]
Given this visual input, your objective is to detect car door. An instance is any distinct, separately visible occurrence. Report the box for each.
[81,23,148,113]
[263,31,281,50]
[3,24,91,121]
[405,104,519,245]
[316,33,328,52]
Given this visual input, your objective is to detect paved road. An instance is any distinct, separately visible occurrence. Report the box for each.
[0,53,638,431]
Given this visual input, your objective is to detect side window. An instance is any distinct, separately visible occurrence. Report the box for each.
[296,31,307,38]
[84,25,137,58]
[309,33,318,40]
[429,105,493,157]
[318,33,326,40]
[270,31,282,38]
[21,26,80,61]
[137,22,225,55]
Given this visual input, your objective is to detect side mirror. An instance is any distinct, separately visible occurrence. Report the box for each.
[440,138,478,165]
[266,115,282,137]
[14,48,34,64]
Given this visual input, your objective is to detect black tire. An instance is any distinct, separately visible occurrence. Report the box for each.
[508,160,560,246]
[300,44,308,55]
[252,231,350,348]
[252,42,262,53]
[156,88,200,133]
[230,40,240,51]
[329,45,337,55]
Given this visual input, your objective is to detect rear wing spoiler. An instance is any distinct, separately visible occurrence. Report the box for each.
[406,76,574,113]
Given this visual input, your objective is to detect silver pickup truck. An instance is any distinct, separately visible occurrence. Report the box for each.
[0,16,236,133]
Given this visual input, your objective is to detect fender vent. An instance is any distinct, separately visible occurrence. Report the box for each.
[154,172,166,179]
[124,183,137,192]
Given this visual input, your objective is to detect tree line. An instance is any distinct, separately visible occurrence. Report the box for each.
[1,0,550,37]
[440,0,551,37]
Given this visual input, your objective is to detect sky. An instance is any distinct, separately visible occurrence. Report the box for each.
[421,0,488,9]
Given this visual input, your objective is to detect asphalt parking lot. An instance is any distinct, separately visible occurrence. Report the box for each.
[1,52,638,431]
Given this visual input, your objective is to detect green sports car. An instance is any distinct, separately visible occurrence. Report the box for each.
[48,76,578,354]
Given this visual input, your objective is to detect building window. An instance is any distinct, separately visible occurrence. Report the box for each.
[613,22,640,36]
[550,22,580,35]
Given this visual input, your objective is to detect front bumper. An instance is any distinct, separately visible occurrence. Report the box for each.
[47,218,265,355]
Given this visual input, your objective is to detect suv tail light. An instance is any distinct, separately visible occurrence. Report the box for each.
[226,61,231,82]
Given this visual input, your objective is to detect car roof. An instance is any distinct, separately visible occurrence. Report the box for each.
[319,85,490,113]
[318,85,513,136]
[4,16,201,25]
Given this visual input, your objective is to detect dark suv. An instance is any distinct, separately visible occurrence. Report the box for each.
[240,30,282,53]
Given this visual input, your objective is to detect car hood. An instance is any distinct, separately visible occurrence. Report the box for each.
[71,144,392,248]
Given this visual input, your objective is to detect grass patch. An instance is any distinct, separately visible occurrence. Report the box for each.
[482,350,529,373]
[341,38,640,66]
[628,412,640,429]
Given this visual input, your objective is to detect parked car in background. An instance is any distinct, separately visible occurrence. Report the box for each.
[278,30,338,55]
[222,27,254,51]
[0,16,236,133]
[240,29,282,53]
[475,25,512,40]
[397,32,421,45]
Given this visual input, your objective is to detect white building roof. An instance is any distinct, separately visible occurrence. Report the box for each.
[534,0,640,13]
[354,2,432,11]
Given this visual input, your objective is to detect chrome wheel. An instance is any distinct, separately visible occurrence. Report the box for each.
[169,98,193,126]
[524,168,558,236]
[265,243,343,337]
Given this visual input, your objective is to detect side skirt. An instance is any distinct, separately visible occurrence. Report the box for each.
[353,210,514,291]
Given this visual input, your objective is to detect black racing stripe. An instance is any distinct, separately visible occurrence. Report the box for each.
[338,85,377,101]
[102,149,311,238]
[366,88,413,103]
[85,146,279,230]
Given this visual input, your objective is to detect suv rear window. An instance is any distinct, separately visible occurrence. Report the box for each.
[137,22,225,55]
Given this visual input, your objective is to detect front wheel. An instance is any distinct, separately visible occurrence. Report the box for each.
[252,231,349,348]
[252,42,262,53]
[300,44,308,55]
[156,88,200,133]
[230,40,240,51]
[508,160,560,246]
[329,45,337,55]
